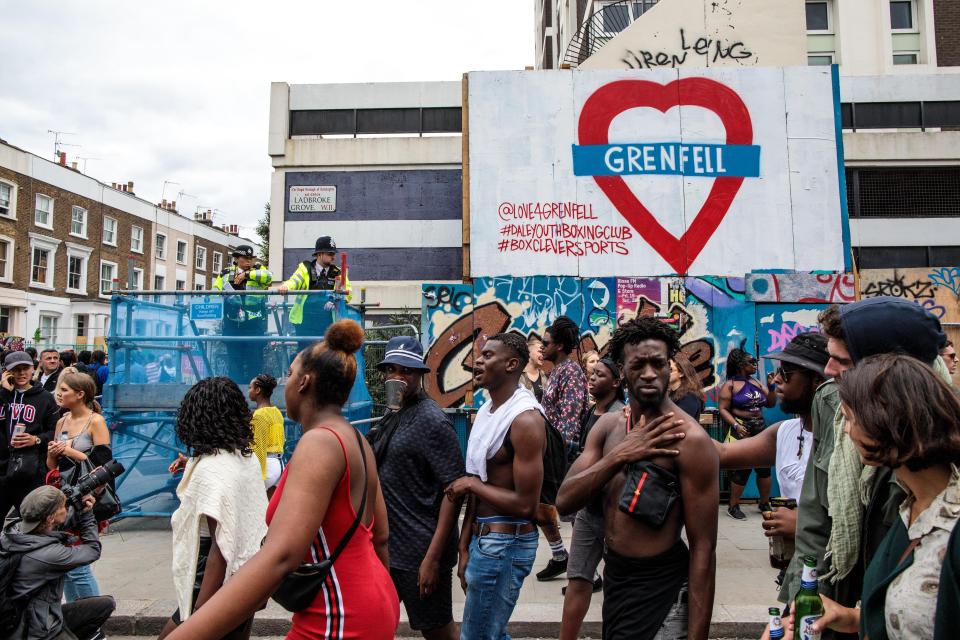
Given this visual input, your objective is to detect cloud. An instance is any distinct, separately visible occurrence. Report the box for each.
[0,0,533,238]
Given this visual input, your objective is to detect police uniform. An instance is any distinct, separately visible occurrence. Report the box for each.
[282,236,351,352]
[213,244,273,383]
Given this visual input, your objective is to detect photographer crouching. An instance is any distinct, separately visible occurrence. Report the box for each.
[1,485,115,640]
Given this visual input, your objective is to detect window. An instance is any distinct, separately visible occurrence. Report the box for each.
[35,194,53,229]
[155,233,167,259]
[131,267,143,290]
[29,234,59,290]
[893,52,918,65]
[890,0,915,31]
[0,181,15,219]
[70,206,87,238]
[195,245,207,271]
[75,314,87,338]
[0,236,13,283]
[0,307,10,334]
[154,275,165,290]
[99,260,117,296]
[808,54,834,65]
[102,216,117,245]
[38,315,58,346]
[176,240,187,264]
[65,243,93,294]
[175,279,186,291]
[131,225,144,253]
[68,256,84,291]
[195,282,204,290]
[806,1,831,32]
[212,251,223,273]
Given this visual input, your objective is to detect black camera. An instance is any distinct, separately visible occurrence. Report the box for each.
[62,459,124,523]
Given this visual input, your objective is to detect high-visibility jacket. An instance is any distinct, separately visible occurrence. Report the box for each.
[213,263,274,322]
[283,260,352,325]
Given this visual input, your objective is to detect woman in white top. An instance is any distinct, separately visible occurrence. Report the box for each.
[158,377,268,640]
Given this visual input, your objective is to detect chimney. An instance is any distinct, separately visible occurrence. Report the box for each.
[58,152,66,166]
[126,181,134,195]
[70,161,78,170]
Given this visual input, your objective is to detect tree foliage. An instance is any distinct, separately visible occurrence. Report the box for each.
[256,202,270,263]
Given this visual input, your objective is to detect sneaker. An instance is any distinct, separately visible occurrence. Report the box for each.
[536,557,568,581]
[758,502,772,513]
[85,631,107,640]
[727,505,746,520]
[561,575,603,595]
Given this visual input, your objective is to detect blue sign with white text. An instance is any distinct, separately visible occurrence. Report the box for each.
[190,298,223,321]
[571,142,761,178]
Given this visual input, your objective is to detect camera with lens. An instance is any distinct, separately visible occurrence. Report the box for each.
[62,459,124,524]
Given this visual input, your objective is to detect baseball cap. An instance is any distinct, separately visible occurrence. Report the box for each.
[4,351,34,371]
[761,332,829,376]
[840,296,945,364]
[19,485,65,534]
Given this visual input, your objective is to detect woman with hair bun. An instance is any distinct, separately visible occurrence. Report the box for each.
[166,320,400,640]
[248,373,285,496]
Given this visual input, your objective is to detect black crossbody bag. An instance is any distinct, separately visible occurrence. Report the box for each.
[271,428,368,612]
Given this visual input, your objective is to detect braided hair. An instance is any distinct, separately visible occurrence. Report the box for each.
[176,376,253,457]
[547,316,580,354]
[252,373,278,401]
[725,348,755,380]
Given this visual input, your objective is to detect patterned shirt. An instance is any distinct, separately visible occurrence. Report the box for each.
[542,357,588,445]
[884,465,960,640]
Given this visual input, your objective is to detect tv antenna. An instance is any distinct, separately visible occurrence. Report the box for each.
[161,180,181,201]
[46,130,78,159]
[76,157,100,173]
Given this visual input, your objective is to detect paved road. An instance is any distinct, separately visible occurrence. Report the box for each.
[96,508,779,636]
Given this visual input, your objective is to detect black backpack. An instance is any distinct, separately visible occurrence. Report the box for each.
[0,535,57,637]
[503,411,568,506]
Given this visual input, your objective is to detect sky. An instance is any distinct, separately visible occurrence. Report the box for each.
[0,1,534,240]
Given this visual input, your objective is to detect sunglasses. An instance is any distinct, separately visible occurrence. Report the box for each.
[775,366,802,382]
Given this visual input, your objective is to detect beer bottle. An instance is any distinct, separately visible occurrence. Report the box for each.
[794,555,824,640]
[769,607,785,639]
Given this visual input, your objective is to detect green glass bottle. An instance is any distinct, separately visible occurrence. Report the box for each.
[794,555,825,640]
[769,607,785,639]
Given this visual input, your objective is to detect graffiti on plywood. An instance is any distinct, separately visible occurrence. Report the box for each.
[745,272,856,303]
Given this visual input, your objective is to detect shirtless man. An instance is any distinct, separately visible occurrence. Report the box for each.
[444,332,546,640]
[556,318,719,640]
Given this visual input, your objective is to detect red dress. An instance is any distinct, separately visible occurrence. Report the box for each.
[266,427,400,639]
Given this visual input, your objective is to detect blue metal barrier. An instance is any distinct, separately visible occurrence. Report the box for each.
[104,290,373,518]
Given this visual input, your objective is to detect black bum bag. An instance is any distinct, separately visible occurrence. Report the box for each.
[618,461,680,528]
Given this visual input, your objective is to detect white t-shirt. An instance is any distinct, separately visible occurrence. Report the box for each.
[775,418,812,501]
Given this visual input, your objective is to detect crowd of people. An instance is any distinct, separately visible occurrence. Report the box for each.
[2,291,959,640]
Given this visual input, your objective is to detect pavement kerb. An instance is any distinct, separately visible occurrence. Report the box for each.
[102,601,766,637]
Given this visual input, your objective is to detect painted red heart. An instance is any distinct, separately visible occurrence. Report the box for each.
[578,78,753,275]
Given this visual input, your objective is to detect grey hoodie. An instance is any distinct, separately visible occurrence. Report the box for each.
[0,512,101,640]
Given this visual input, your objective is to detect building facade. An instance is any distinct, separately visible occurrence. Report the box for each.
[534,0,960,269]
[0,140,250,347]
[268,81,462,316]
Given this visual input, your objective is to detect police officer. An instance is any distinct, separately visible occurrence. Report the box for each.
[213,244,274,383]
[278,236,351,353]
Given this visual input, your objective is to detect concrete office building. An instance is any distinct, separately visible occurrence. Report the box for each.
[267,81,462,316]
[535,0,960,267]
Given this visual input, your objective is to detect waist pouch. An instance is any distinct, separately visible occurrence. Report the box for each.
[618,461,680,528]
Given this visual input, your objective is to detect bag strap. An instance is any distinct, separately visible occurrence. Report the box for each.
[320,428,369,566]
[897,536,922,567]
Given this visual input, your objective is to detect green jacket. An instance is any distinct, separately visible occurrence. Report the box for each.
[861,514,960,640]
[282,260,351,325]
[780,380,859,607]
[212,263,273,322]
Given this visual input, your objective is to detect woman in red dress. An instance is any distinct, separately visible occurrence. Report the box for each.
[166,319,400,640]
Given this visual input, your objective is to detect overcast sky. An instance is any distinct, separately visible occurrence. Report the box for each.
[0,1,533,239]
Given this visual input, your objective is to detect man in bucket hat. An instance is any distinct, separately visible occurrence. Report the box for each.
[367,336,464,640]
[278,236,352,353]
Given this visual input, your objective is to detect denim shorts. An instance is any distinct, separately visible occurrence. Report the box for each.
[567,509,604,582]
[461,530,538,640]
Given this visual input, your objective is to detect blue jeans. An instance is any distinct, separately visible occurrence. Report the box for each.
[64,563,100,602]
[460,530,538,640]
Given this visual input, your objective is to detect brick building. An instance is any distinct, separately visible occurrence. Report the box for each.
[0,140,255,347]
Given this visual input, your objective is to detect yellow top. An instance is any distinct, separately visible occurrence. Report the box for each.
[251,406,285,480]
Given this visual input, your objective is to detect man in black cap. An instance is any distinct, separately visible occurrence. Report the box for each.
[367,336,464,640]
[715,332,829,576]
[279,236,352,353]
[213,244,274,383]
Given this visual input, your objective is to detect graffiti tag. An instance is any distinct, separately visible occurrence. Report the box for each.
[862,275,937,300]
[928,267,960,297]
